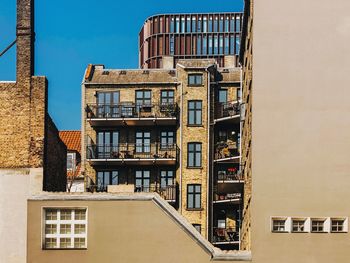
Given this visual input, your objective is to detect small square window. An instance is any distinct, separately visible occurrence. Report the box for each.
[292,219,306,232]
[331,219,345,233]
[311,219,325,233]
[272,219,286,232]
[44,208,87,249]
[193,224,201,233]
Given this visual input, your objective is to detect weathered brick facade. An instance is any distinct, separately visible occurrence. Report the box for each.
[239,0,253,251]
[0,0,66,191]
[82,59,242,248]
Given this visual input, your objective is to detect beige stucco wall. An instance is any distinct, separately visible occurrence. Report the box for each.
[27,196,249,263]
[0,168,43,263]
[251,0,350,262]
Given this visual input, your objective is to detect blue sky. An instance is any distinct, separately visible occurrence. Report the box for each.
[0,0,243,130]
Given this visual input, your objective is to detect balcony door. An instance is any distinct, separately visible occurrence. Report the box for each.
[97,92,120,117]
[160,131,175,149]
[96,171,118,192]
[97,131,119,158]
[135,90,152,113]
[135,131,151,153]
[160,170,174,188]
[135,170,150,192]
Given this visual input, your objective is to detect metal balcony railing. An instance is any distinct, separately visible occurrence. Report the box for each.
[212,227,239,243]
[217,171,243,182]
[215,140,239,160]
[214,192,242,202]
[86,143,178,160]
[86,102,178,119]
[90,184,177,202]
[215,101,240,120]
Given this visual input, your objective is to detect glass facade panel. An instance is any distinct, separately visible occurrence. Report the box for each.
[202,36,207,55]
[197,36,202,55]
[203,17,207,32]
[214,35,219,54]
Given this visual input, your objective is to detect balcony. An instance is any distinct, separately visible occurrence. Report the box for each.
[86,102,178,126]
[214,141,240,163]
[213,192,242,204]
[86,143,178,165]
[89,184,177,203]
[214,101,240,124]
[212,227,239,245]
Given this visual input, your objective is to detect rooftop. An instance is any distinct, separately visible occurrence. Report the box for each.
[59,130,81,153]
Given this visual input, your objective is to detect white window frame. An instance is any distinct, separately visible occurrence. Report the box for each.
[67,153,75,171]
[291,218,308,233]
[331,218,348,233]
[42,207,88,249]
[271,217,288,233]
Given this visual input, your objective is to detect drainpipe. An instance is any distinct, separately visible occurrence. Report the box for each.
[238,65,243,250]
[205,67,211,240]
[179,80,183,212]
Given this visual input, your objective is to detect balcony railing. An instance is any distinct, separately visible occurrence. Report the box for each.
[214,192,242,202]
[217,171,243,182]
[86,143,178,160]
[215,101,240,120]
[86,103,178,119]
[215,141,239,160]
[212,227,239,244]
[90,184,177,202]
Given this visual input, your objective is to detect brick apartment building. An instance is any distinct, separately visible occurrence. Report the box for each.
[81,57,243,249]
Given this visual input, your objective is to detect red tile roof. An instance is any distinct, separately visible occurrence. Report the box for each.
[59,131,81,154]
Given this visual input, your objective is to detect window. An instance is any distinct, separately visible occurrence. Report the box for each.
[235,17,241,32]
[192,17,196,32]
[203,16,207,32]
[311,219,325,232]
[213,16,218,32]
[187,184,201,209]
[224,36,229,55]
[181,17,185,33]
[188,74,203,86]
[208,17,213,32]
[235,35,241,55]
[292,219,306,232]
[202,36,207,55]
[219,17,224,31]
[219,35,224,54]
[218,89,228,103]
[135,170,150,192]
[136,131,151,153]
[136,90,151,106]
[187,143,202,167]
[193,224,201,233]
[43,208,87,249]
[230,35,235,54]
[160,131,175,149]
[197,17,202,32]
[214,35,219,54]
[196,36,202,55]
[175,17,180,33]
[208,35,213,55]
[225,16,230,32]
[160,170,174,188]
[170,17,175,33]
[160,90,174,105]
[230,17,235,32]
[96,171,119,191]
[272,219,286,232]
[97,131,119,158]
[67,153,75,170]
[170,36,174,55]
[186,17,191,32]
[331,219,345,232]
[188,101,202,125]
[96,91,120,118]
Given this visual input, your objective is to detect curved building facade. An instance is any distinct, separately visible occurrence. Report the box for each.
[139,13,243,69]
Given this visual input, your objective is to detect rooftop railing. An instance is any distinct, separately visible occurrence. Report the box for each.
[90,184,177,202]
[215,101,240,120]
[86,143,178,160]
[86,102,178,119]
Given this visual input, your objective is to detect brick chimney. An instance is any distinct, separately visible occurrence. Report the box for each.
[16,0,34,82]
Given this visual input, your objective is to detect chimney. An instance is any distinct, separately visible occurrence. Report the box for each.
[16,0,34,82]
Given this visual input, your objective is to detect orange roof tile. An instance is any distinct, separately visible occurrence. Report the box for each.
[59,131,81,154]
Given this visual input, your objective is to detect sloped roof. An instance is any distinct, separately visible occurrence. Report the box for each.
[59,131,81,154]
